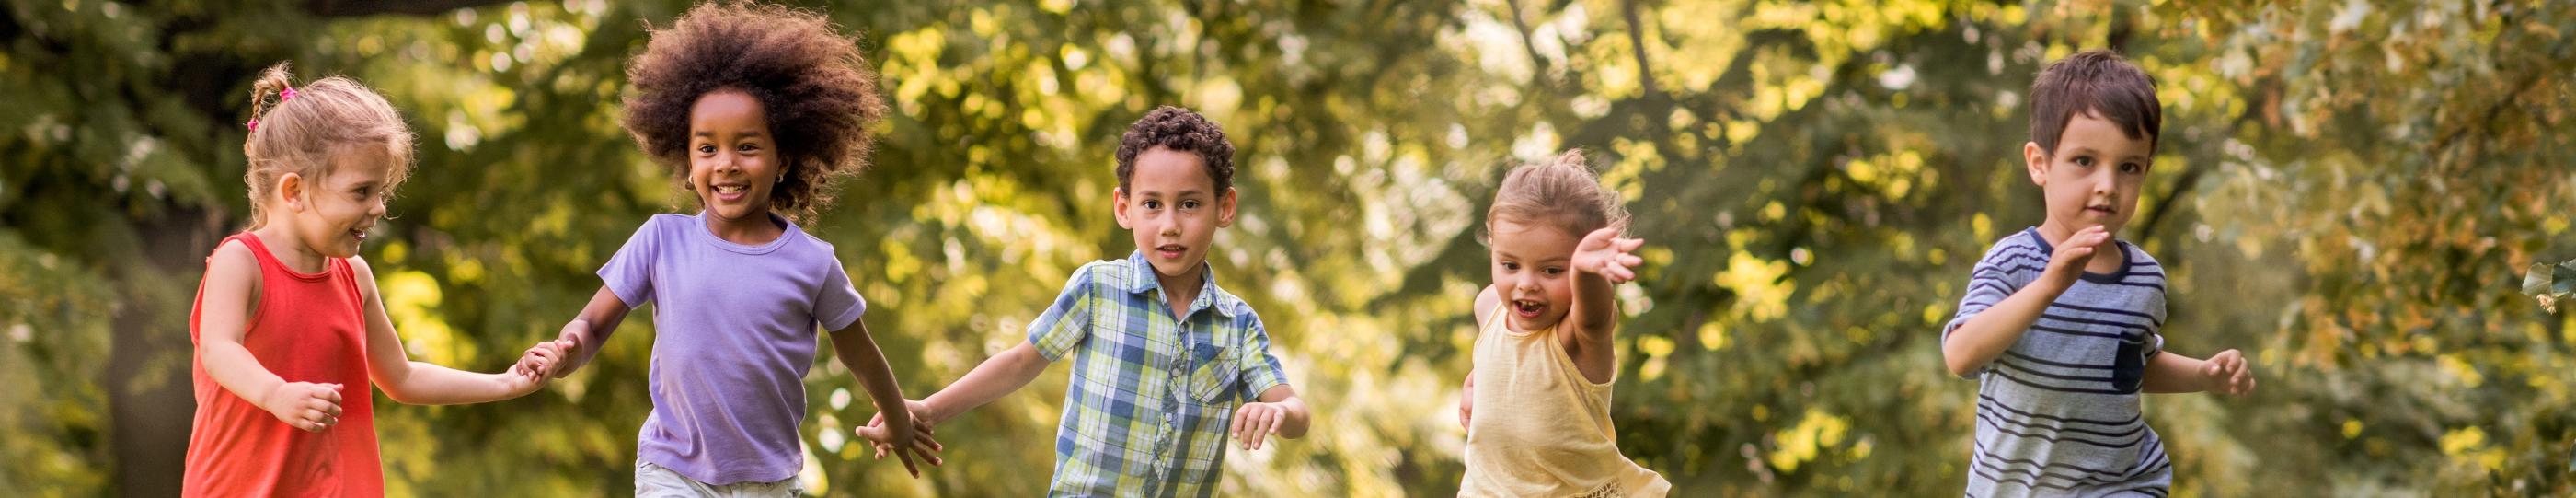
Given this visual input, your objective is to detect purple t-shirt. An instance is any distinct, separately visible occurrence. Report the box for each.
[599,213,866,485]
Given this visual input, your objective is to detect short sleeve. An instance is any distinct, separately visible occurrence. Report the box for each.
[1235,312,1290,401]
[813,256,867,331]
[598,216,662,307]
[1940,237,2046,379]
[1027,263,1101,361]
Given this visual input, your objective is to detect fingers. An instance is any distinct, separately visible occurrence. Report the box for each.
[896,448,921,478]
[1615,237,1646,253]
[1253,407,1282,450]
[912,439,945,467]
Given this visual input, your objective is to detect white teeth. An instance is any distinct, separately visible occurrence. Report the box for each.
[715,185,746,194]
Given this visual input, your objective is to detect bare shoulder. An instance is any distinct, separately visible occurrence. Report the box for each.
[346,254,381,301]
[204,239,260,289]
[198,239,264,332]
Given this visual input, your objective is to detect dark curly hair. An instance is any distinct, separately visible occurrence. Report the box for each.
[620,1,886,222]
[1114,106,1236,192]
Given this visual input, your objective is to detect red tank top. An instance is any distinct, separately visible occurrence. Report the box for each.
[182,233,381,497]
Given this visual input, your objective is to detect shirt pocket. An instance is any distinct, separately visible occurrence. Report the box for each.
[1186,342,1241,405]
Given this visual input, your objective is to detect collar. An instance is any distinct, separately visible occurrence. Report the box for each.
[1121,250,1240,318]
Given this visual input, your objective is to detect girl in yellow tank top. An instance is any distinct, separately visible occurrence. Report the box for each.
[1458,151,1670,497]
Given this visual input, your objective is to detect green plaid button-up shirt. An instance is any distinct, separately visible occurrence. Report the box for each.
[1029,251,1291,497]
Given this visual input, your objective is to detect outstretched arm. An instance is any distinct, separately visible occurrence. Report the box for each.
[2142,348,2255,395]
[549,286,632,377]
[830,318,942,477]
[354,257,558,405]
[1231,385,1310,450]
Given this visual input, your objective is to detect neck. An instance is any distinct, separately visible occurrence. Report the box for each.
[1156,262,1204,316]
[706,210,786,245]
[250,224,327,273]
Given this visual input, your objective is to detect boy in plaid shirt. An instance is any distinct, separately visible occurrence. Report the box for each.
[860,106,1310,496]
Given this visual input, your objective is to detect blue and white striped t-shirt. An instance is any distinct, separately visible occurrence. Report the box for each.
[1944,228,2173,497]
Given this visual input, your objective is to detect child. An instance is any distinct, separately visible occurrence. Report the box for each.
[1939,49,2257,497]
[184,63,567,496]
[538,3,939,493]
[857,106,1311,496]
[1455,150,1670,497]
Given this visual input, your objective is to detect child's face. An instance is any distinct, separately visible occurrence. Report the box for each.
[1114,147,1236,283]
[687,89,781,226]
[1488,218,1579,333]
[283,148,394,258]
[2025,110,2153,238]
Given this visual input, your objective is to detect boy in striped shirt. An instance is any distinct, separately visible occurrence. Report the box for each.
[1940,49,2258,497]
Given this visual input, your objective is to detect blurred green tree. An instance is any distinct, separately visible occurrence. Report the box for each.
[1,0,2568,496]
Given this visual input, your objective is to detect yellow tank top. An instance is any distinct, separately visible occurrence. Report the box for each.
[1461,302,1672,497]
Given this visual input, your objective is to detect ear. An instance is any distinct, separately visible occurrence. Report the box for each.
[278,172,307,213]
[2022,141,2050,187]
[1112,187,1133,230]
[1215,188,1238,228]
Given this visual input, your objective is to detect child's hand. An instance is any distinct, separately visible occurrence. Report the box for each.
[2202,349,2256,396]
[504,340,566,395]
[1571,227,1647,284]
[1232,401,1291,450]
[856,400,944,477]
[260,382,344,433]
[2042,225,2113,288]
[549,321,589,379]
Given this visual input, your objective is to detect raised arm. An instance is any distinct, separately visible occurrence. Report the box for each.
[353,257,555,405]
[1943,226,2109,377]
[1564,227,1646,384]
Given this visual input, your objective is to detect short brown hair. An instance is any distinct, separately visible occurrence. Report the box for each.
[241,62,415,229]
[1487,150,1627,239]
[1114,106,1236,192]
[620,1,886,222]
[2030,49,2162,155]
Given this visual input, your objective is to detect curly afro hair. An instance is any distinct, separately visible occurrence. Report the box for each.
[1114,106,1236,192]
[620,1,886,222]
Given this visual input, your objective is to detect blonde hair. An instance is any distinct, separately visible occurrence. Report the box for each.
[241,62,416,228]
[1487,150,1629,239]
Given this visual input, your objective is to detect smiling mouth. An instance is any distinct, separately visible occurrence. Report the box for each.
[1512,298,1545,318]
[712,184,748,200]
[1155,244,1186,258]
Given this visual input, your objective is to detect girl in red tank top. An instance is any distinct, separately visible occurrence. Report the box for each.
[184,63,572,497]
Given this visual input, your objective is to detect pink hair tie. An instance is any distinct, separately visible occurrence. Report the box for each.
[247,86,294,133]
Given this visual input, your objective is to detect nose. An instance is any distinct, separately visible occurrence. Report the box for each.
[1512,272,1540,294]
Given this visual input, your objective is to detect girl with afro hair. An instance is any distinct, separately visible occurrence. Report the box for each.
[539,2,940,493]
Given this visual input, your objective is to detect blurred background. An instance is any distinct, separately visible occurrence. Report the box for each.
[3,0,2572,495]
